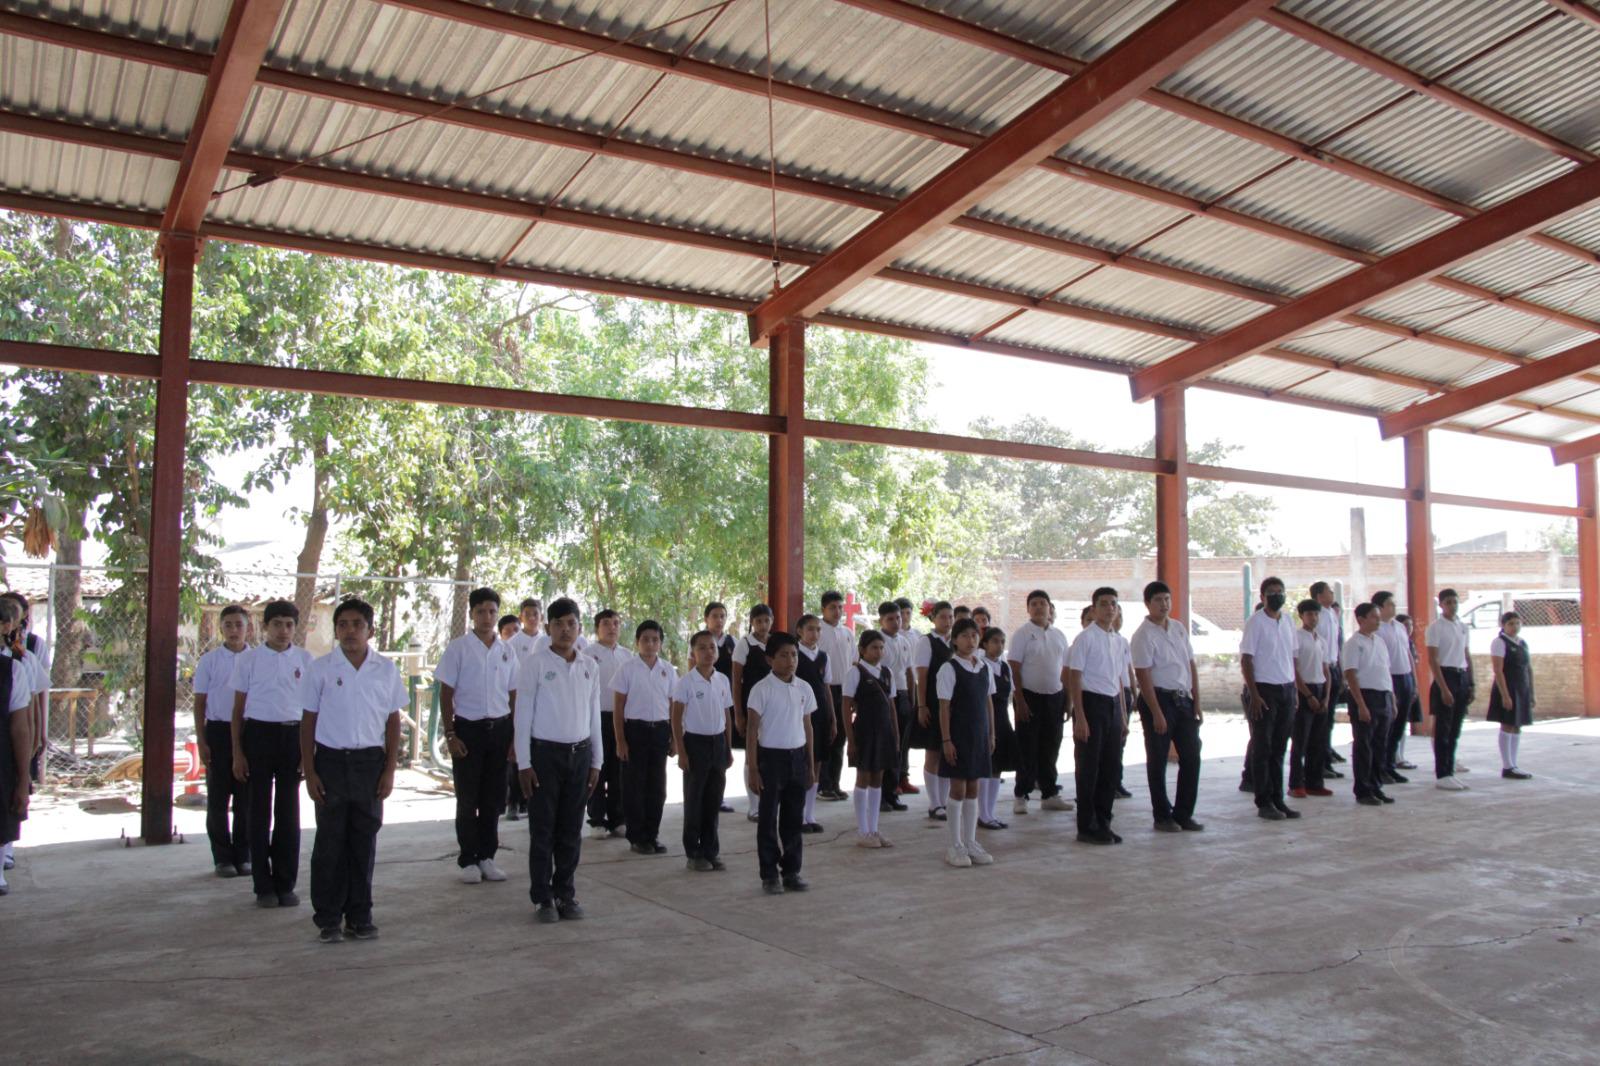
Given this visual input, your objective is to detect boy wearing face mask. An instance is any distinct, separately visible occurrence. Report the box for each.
[1239,577,1300,822]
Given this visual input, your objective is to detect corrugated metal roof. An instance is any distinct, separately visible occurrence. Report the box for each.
[0,131,176,211]
[1284,368,1430,411]
[1442,11,1600,155]
[0,36,205,138]
[1053,265,1265,334]
[824,277,1015,336]
[508,221,796,299]
[1279,0,1549,81]
[1135,215,1358,296]
[919,0,1178,62]
[1446,402,1530,430]
[7,0,230,49]
[1206,353,1322,392]
[970,167,1190,254]
[1487,410,1597,442]
[1346,338,1490,386]
[1218,160,1455,256]
[892,227,1099,298]
[983,310,1189,367]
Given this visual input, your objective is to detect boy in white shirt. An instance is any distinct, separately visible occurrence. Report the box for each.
[747,632,816,895]
[230,600,316,907]
[1007,590,1071,816]
[586,609,632,839]
[1130,581,1204,833]
[1067,588,1127,846]
[732,604,775,821]
[874,601,912,814]
[672,630,735,871]
[613,620,677,855]
[1239,577,1301,822]
[817,591,855,801]
[1343,602,1396,807]
[1426,588,1474,790]
[507,598,542,659]
[1288,599,1333,801]
[192,604,252,877]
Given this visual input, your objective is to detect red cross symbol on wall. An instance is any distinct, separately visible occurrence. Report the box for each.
[842,592,864,631]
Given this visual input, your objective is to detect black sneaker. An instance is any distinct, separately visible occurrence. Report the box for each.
[235,862,253,877]
[557,900,586,920]
[1330,751,1347,763]
[762,879,784,895]
[1502,768,1532,780]
[708,858,727,871]
[1176,818,1205,832]
[1109,831,1124,844]
[1276,805,1302,820]
[317,926,343,944]
[534,903,560,924]
[1153,819,1182,833]
[1388,771,1410,784]
[1325,769,1345,779]
[1114,786,1133,799]
[1375,791,1395,804]
[650,842,668,854]
[801,822,824,834]
[215,863,237,879]
[781,876,809,892]
[1356,795,1382,806]
[719,802,735,813]
[689,857,715,872]
[256,893,279,908]
[1257,807,1286,821]
[629,842,653,855]
[344,922,379,940]
[1076,830,1114,845]
[277,891,300,907]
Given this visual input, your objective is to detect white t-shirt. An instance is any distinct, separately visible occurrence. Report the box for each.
[193,644,248,721]
[21,634,49,694]
[1240,610,1297,686]
[1376,618,1414,676]
[934,655,996,700]
[1489,634,1523,659]
[1067,624,1124,698]
[842,659,898,700]
[672,669,733,736]
[819,619,855,685]
[1314,605,1343,664]
[1343,631,1394,693]
[7,658,32,713]
[304,649,408,749]
[1009,622,1068,694]
[433,632,518,720]
[1426,616,1471,670]
[1294,628,1326,687]
[746,672,814,749]
[612,656,677,722]
[731,634,768,666]
[513,647,604,770]
[1129,617,1193,692]
[584,642,633,697]
[229,644,316,723]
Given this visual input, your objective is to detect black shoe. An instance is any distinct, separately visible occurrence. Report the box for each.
[317,926,343,944]
[1153,819,1182,833]
[782,876,809,892]
[1375,791,1395,804]
[1114,786,1133,799]
[746,812,759,823]
[1356,794,1382,806]
[535,903,560,924]
[557,900,586,920]
[1276,805,1302,819]
[1257,807,1286,821]
[689,857,715,872]
[1076,830,1115,845]
[1109,831,1123,844]
[256,893,279,908]
[1330,751,1347,763]
[1502,768,1532,780]
[820,789,847,802]
[215,863,237,879]
[1324,769,1345,779]
[801,822,824,834]
[709,858,727,871]
[629,842,653,855]
[932,807,947,821]
[1397,760,1418,770]
[235,862,253,877]
[762,879,785,896]
[1389,771,1409,784]
[883,799,908,812]
[1237,780,1253,793]
[1176,817,1205,832]
[719,802,735,813]
[506,808,521,821]
[978,818,1006,830]
[1378,770,1397,785]
[651,842,669,854]
[277,891,300,907]
[344,921,379,940]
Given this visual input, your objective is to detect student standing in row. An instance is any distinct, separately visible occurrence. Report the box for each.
[937,618,995,867]
[231,600,314,907]
[1130,581,1204,833]
[498,615,521,643]
[842,628,898,849]
[193,605,252,878]
[893,597,920,800]
[585,609,632,840]
[978,626,1014,830]
[1394,614,1421,770]
[672,630,735,871]
[732,604,774,822]
[1240,577,1300,822]
[705,602,735,682]
[1311,582,1345,781]
[817,591,854,802]
[794,615,835,834]
[1068,588,1126,846]
[1488,612,1535,780]
[913,601,955,820]
[613,620,676,855]
[1372,592,1414,785]
[1342,603,1396,807]
[875,601,912,814]
[747,632,815,895]
[516,598,603,923]
[1288,599,1332,800]
[301,598,405,942]
[1426,588,1474,793]
[1111,605,1135,801]
[435,587,518,885]
[0,596,34,896]
[1008,590,1071,817]
[507,599,541,659]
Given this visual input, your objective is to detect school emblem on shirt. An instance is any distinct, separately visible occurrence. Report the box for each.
[502,652,509,662]
[544,670,556,681]
[294,669,301,680]
[694,691,704,700]
[335,678,342,686]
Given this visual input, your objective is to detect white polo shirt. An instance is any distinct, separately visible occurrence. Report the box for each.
[1343,631,1394,692]
[1314,605,1343,665]
[230,644,315,723]
[935,654,996,700]
[193,644,248,721]
[913,631,951,670]
[1426,616,1470,670]
[1376,618,1414,676]
[584,641,633,698]
[1240,610,1297,686]
[513,647,604,770]
[1130,617,1193,692]
[7,658,32,713]
[434,632,518,721]
[673,668,733,736]
[894,630,918,691]
[1294,628,1325,687]
[746,672,814,749]
[531,631,587,657]
[1009,621,1068,694]
[1067,624,1124,698]
[876,627,908,688]
[731,634,768,666]
[842,659,898,700]
[819,618,855,685]
[507,629,538,660]
[304,649,407,750]
[612,656,677,722]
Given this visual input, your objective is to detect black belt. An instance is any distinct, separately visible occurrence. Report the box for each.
[533,737,592,752]
[1441,666,1467,676]
[315,743,385,759]
[245,718,300,727]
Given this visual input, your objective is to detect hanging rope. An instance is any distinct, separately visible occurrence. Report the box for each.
[764,0,782,295]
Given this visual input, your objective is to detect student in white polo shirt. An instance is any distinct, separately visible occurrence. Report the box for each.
[817,592,856,801]
[515,597,603,923]
[300,598,405,943]
[747,631,816,895]
[1371,591,1414,786]
[1342,603,1396,807]
[1,596,35,896]
[613,620,677,856]
[585,609,632,840]
[1067,588,1127,846]
[672,630,735,871]
[1130,581,1204,833]
[1007,589,1072,817]
[1425,588,1474,791]
[230,600,315,907]
[872,601,912,815]
[435,587,519,885]
[1288,599,1332,801]
[507,598,542,659]
[192,604,252,878]
[1239,576,1300,822]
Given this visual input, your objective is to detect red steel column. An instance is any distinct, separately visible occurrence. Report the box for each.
[767,323,806,628]
[1403,432,1435,668]
[1576,458,1600,716]
[1154,389,1190,619]
[140,237,198,843]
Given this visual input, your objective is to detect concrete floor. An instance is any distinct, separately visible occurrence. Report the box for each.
[5,718,1597,1066]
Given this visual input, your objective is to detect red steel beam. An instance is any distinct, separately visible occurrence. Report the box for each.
[1403,432,1436,657]
[1379,336,1600,439]
[746,0,1275,342]
[1428,491,1587,518]
[1129,160,1600,401]
[1552,431,1600,466]
[767,324,806,626]
[158,0,286,244]
[1547,1,1600,30]
[805,420,1168,474]
[1154,389,1191,616]
[1185,463,1409,500]
[1576,457,1600,715]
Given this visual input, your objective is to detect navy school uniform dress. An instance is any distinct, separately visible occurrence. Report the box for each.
[795,646,833,777]
[912,634,953,752]
[734,639,771,751]
[847,663,899,774]
[714,634,735,682]
[1,652,29,851]
[986,656,1018,775]
[1486,634,1534,727]
[937,657,993,780]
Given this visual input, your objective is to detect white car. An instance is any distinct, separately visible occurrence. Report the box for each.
[1188,610,1243,657]
[1460,589,1581,656]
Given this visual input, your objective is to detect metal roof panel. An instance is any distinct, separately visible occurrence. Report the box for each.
[825,277,1018,336]
[984,310,1190,367]
[0,130,175,212]
[0,35,205,138]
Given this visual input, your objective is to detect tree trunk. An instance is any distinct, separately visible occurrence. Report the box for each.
[49,514,88,688]
[293,436,331,647]
[449,521,472,639]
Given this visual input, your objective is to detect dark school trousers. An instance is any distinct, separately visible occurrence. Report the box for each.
[1350,690,1392,799]
[1074,692,1122,834]
[1321,671,1342,771]
[756,745,808,882]
[681,732,728,861]
[1247,683,1295,810]
[527,738,593,907]
[822,684,846,791]
[204,719,250,867]
[1430,667,1470,779]
[1015,689,1067,800]
[1289,687,1326,791]
[881,691,911,801]
[622,719,671,846]
[451,715,511,867]
[310,745,386,931]
[1384,673,1416,773]
[242,719,301,897]
[1139,690,1200,823]
[587,711,624,831]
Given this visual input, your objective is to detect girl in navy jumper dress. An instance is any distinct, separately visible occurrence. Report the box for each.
[1487,611,1535,779]
[980,626,1016,830]
[937,618,995,868]
[843,628,900,849]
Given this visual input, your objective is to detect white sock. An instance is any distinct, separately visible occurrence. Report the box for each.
[925,769,941,811]
[961,795,980,849]
[867,787,881,834]
[984,778,1001,821]
[804,783,818,824]
[947,798,965,849]
[747,787,758,816]
[3,841,12,860]
[1510,732,1521,769]
[1499,731,1513,770]
[939,775,953,809]
[1397,733,1407,760]
[852,788,868,834]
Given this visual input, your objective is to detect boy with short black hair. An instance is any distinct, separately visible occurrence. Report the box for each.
[193,604,252,877]
[302,597,405,942]
[230,599,315,907]
[875,600,912,813]
[586,609,632,839]
[508,599,542,659]
[747,631,816,894]
[1067,588,1127,846]
[1008,589,1071,817]
[1344,603,1396,807]
[613,620,677,855]
[794,613,835,833]
[893,597,920,800]
[817,592,854,802]
[672,630,735,871]
[1288,599,1332,800]
[498,615,521,642]
[704,602,735,681]
[1426,588,1474,791]
[731,604,774,821]
[1239,577,1300,822]
[1130,581,1204,833]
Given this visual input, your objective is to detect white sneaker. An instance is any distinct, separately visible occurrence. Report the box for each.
[460,864,483,884]
[1041,795,1074,811]
[965,841,995,865]
[1013,797,1029,815]
[873,832,894,849]
[944,845,972,868]
[478,859,507,882]
[1456,763,1470,774]
[590,825,610,840]
[855,832,882,849]
[1435,776,1468,791]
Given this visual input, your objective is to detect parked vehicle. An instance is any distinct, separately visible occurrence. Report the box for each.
[1460,589,1581,655]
